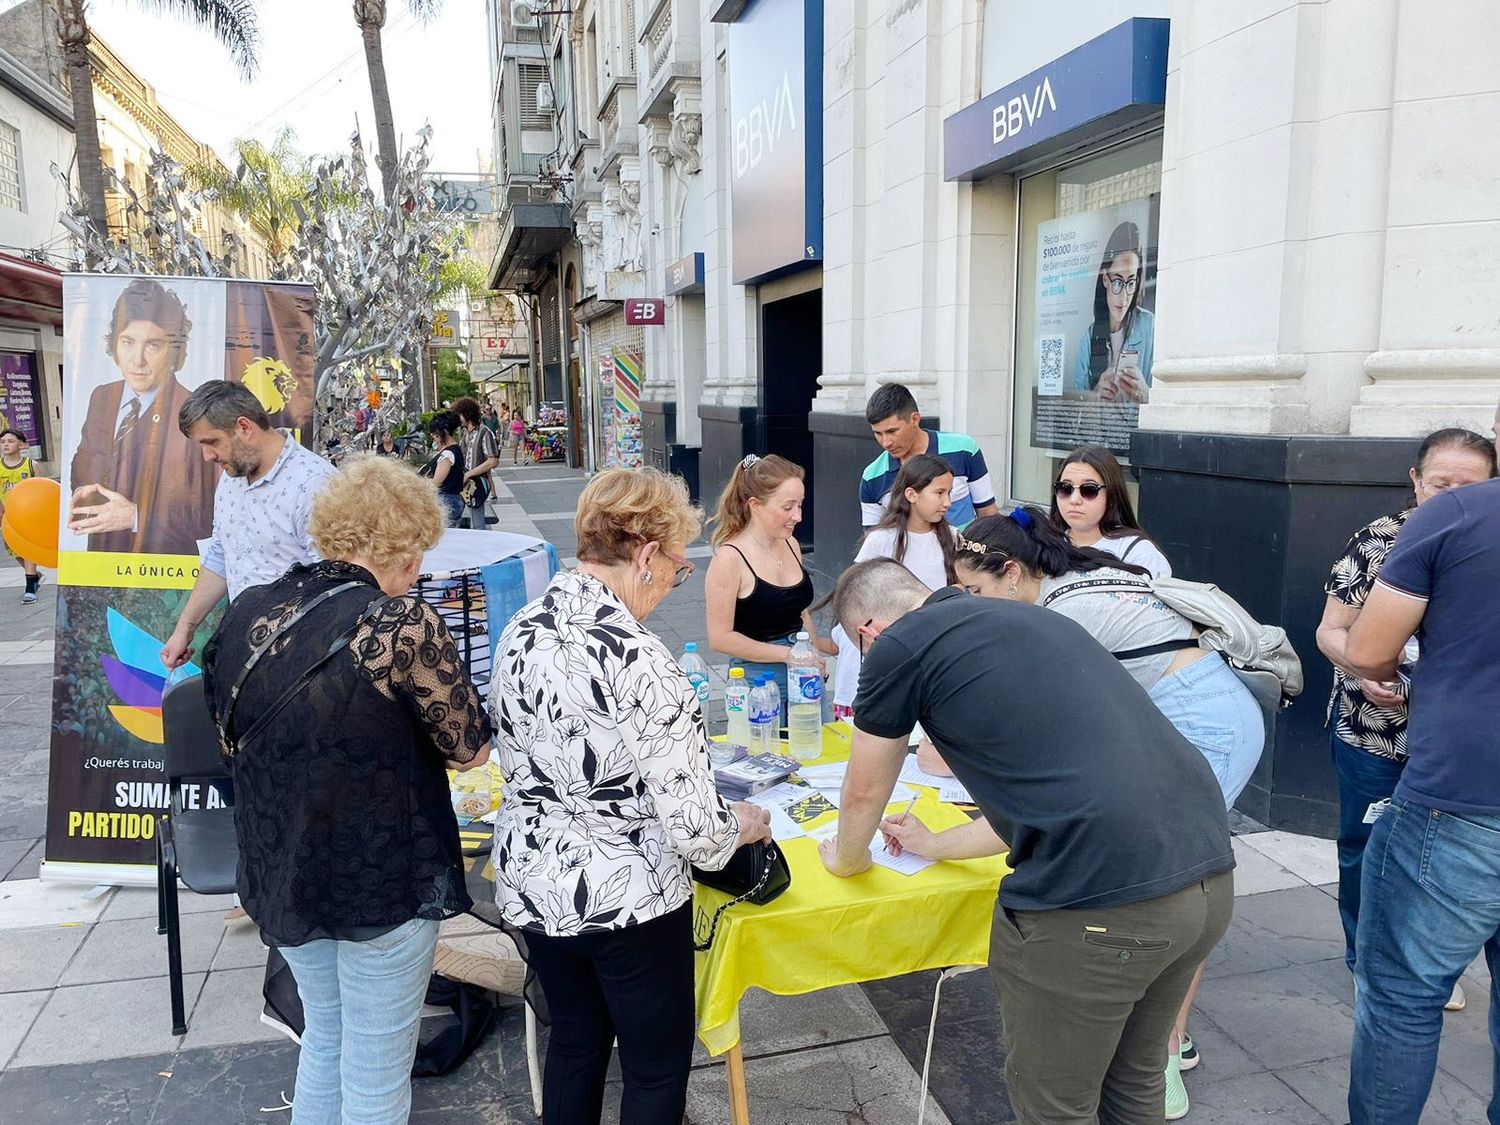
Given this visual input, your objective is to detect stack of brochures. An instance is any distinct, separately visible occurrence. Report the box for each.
[713,753,801,800]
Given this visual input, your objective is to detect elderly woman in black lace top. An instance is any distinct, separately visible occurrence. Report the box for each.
[204,454,490,1125]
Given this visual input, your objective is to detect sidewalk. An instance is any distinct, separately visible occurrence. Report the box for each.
[0,461,1490,1123]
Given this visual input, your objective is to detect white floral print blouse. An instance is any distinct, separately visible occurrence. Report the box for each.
[489,569,739,936]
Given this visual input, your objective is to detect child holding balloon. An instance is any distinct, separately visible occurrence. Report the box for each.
[0,430,40,603]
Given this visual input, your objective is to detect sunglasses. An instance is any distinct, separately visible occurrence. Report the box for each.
[1054,481,1105,501]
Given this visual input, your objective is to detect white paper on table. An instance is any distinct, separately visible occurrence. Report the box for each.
[897,756,974,804]
[797,763,848,786]
[752,802,804,841]
[806,819,842,843]
[869,846,936,876]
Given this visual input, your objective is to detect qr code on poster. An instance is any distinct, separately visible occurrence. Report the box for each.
[1038,334,1065,396]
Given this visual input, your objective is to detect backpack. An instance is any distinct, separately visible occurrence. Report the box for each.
[1041,574,1304,714]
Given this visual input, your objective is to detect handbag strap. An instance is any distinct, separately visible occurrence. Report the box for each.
[692,844,779,953]
[220,583,385,755]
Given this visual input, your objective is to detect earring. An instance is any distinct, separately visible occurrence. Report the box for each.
[643,570,653,586]
[1007,582,1017,596]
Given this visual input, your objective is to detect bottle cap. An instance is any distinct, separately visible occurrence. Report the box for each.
[728,667,744,679]
[796,631,809,640]
[684,642,697,652]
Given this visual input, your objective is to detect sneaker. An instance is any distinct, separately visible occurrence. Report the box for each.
[1179,1032,1200,1071]
[20,590,35,604]
[1445,981,1467,1012]
[1165,1051,1190,1120]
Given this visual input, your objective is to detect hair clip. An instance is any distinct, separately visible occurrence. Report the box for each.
[740,454,761,469]
[957,537,989,555]
[1008,507,1033,529]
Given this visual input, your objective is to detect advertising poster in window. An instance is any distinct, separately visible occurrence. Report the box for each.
[0,352,43,455]
[1031,197,1158,457]
[45,274,315,881]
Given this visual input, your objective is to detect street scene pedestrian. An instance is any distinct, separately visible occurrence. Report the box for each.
[3,3,1500,1124]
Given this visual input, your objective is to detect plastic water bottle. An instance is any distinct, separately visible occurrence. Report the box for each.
[762,674,781,741]
[748,676,777,755]
[681,642,710,706]
[724,667,752,747]
[786,631,824,762]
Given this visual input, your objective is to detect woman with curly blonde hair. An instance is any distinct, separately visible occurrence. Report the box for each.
[490,467,770,1124]
[203,454,492,1125]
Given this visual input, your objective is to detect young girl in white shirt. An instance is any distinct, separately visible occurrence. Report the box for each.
[832,455,958,715]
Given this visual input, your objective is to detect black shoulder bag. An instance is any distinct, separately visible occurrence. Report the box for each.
[218,582,390,757]
[691,841,791,951]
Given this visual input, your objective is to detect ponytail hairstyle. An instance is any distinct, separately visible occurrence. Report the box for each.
[956,506,1152,583]
[1407,427,1498,507]
[867,453,958,584]
[710,454,805,548]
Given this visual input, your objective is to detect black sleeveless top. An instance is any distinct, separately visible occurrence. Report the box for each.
[727,542,814,642]
[424,442,465,496]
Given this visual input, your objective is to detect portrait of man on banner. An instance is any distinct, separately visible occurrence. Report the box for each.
[63,277,222,557]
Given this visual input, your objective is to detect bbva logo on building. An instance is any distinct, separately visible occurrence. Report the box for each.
[734,73,799,178]
[992,76,1057,146]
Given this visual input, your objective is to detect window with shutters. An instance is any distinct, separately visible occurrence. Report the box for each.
[0,121,24,211]
[518,63,551,130]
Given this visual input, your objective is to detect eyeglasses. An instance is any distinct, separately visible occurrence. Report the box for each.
[857,618,873,657]
[661,548,694,589]
[1105,275,1138,296]
[1054,481,1104,501]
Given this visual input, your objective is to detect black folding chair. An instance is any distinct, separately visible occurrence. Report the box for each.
[157,675,239,1035]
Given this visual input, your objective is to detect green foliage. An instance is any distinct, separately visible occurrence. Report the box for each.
[186,127,318,264]
[436,349,475,404]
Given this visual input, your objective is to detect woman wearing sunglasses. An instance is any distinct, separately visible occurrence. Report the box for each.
[939,506,1263,1121]
[489,468,771,1124]
[1050,444,1173,579]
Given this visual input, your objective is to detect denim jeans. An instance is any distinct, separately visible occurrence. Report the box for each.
[279,917,440,1125]
[1147,653,1265,807]
[439,494,464,528]
[730,634,832,729]
[1349,796,1500,1124]
[1332,733,1406,971]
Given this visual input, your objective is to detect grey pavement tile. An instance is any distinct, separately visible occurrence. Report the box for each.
[885,1015,1011,1123]
[1192,963,1353,1071]
[410,1106,520,1124]
[861,967,997,1035]
[1231,836,1306,896]
[147,1040,301,1125]
[1178,1010,1269,1087]
[691,984,887,1065]
[1182,1070,1331,1123]
[0,836,39,880]
[0,795,46,842]
[102,885,235,921]
[0,988,48,1069]
[1279,1054,1490,1125]
[1205,919,1295,981]
[0,1051,173,1123]
[1226,885,1347,965]
[0,923,89,991]
[677,1037,952,1125]
[180,966,290,1051]
[410,1002,533,1112]
[1436,1025,1494,1098]
[60,912,225,986]
[1316,882,1338,899]
[11,973,200,1066]
[210,922,268,972]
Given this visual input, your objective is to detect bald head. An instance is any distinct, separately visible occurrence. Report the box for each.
[831,558,932,639]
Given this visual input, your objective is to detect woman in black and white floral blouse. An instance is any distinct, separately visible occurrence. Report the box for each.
[491,467,770,1124]
[1315,428,1494,997]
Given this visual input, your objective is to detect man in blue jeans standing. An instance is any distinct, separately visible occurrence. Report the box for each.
[1345,474,1500,1123]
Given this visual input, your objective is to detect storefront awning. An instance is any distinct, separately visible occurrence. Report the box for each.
[0,252,64,328]
[943,18,1169,182]
[488,204,575,293]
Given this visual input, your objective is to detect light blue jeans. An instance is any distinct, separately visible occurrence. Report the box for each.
[279,917,439,1125]
[1148,653,1265,807]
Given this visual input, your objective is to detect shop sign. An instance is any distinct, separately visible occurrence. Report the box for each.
[624,298,666,326]
[943,18,1169,182]
[0,353,44,456]
[726,0,823,284]
[429,309,462,347]
[666,252,705,296]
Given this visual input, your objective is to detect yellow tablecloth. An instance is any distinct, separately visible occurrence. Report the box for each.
[693,723,1009,1055]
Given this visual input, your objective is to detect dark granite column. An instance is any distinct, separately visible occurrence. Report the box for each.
[642,400,701,501]
[698,405,760,517]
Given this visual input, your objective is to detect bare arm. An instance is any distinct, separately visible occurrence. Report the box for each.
[803,611,838,657]
[1318,594,1405,708]
[162,566,230,670]
[972,501,1000,519]
[1346,583,1427,681]
[880,813,1007,860]
[704,547,801,664]
[821,727,908,877]
[432,450,454,488]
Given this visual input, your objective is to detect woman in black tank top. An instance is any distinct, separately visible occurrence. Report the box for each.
[705,455,835,724]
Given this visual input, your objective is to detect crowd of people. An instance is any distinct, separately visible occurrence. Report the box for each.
[135,370,1500,1125]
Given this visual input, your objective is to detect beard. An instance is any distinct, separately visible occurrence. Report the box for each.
[219,436,262,478]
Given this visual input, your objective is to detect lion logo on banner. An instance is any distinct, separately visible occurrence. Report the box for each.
[239,357,298,414]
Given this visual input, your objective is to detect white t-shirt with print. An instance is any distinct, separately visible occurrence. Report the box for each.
[1090,533,1172,579]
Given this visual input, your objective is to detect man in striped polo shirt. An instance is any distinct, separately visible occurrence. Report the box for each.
[859,383,998,529]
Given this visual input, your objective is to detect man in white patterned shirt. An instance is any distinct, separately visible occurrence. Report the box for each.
[161,380,336,668]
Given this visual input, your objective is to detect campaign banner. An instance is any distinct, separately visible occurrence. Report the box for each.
[44,274,316,881]
[1030,196,1158,458]
[0,352,44,455]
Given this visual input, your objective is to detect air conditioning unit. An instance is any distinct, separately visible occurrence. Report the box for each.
[511,0,536,26]
[536,80,556,112]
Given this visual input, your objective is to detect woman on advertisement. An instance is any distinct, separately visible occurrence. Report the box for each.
[1074,220,1155,403]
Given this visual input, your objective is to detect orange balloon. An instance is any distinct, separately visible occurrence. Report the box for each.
[3,518,56,569]
[2,476,59,554]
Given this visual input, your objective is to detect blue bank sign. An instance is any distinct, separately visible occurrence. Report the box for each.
[726,0,823,284]
[944,18,1169,182]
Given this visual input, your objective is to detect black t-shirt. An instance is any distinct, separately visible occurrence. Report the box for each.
[854,587,1233,911]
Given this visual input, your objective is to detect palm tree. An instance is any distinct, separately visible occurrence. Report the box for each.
[187,126,311,267]
[352,0,439,202]
[58,0,260,252]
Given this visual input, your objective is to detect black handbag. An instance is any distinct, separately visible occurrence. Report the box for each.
[691,841,791,951]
